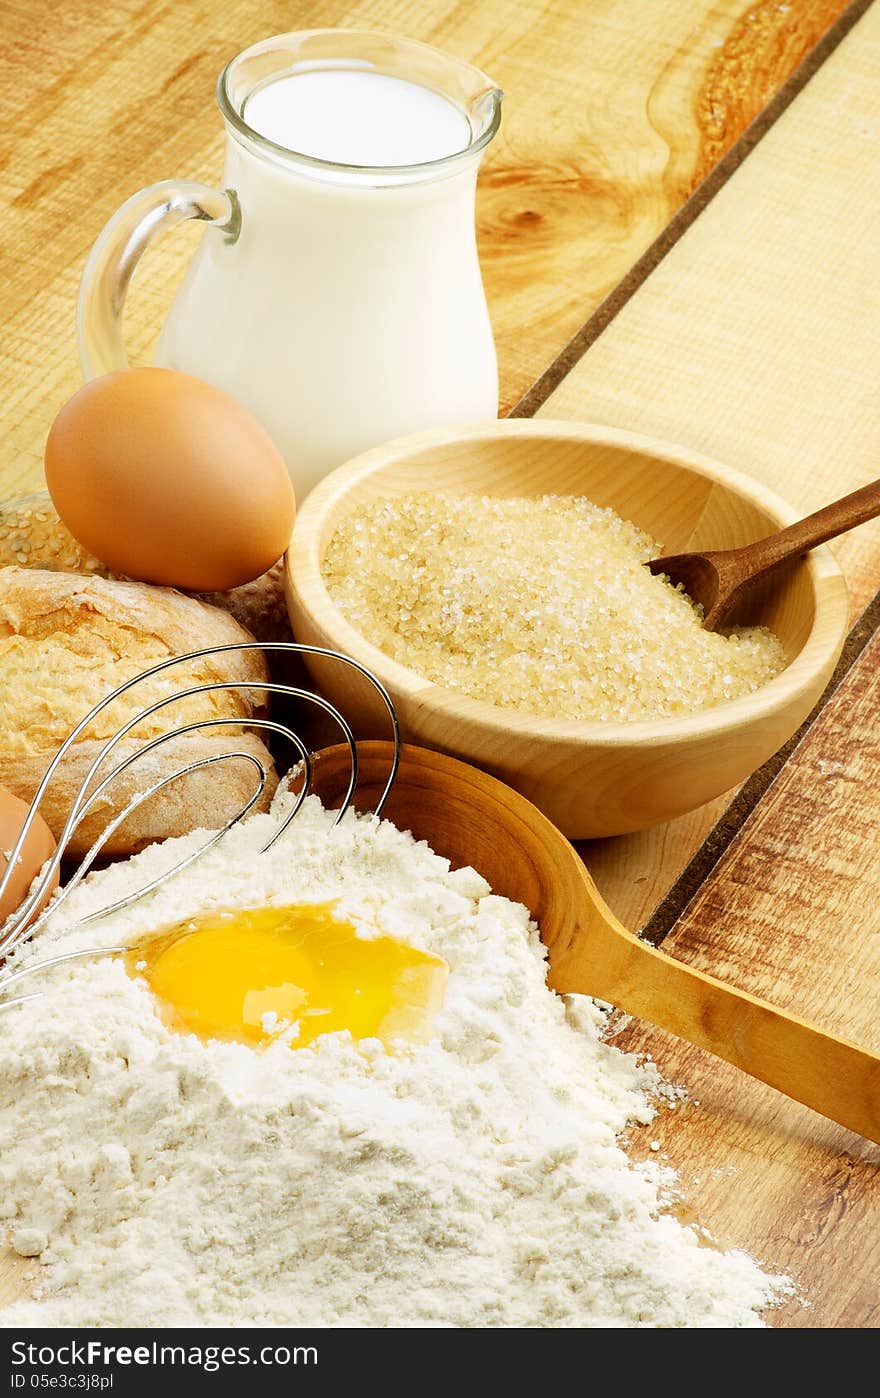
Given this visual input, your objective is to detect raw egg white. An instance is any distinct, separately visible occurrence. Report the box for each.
[0,788,59,925]
[125,902,448,1049]
[45,368,296,591]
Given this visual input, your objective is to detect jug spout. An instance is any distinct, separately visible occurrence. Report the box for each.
[467,83,504,153]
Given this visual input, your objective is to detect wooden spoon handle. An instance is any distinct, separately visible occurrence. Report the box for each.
[734,476,880,581]
[552,891,880,1143]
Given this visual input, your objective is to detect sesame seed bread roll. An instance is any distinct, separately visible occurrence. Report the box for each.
[0,491,293,643]
[0,492,114,575]
[0,566,278,856]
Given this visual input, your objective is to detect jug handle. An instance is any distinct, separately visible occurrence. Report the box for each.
[77,180,240,378]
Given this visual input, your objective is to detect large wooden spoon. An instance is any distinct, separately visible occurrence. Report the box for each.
[647,477,880,630]
[311,740,880,1143]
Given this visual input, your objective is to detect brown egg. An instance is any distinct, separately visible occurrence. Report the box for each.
[0,788,59,926]
[45,368,296,591]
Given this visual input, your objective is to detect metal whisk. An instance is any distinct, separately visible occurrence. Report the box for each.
[0,641,400,1008]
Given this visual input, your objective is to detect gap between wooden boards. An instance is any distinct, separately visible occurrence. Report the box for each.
[507,0,874,420]
[641,585,880,944]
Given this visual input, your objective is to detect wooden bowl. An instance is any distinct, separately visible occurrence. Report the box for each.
[285,421,848,837]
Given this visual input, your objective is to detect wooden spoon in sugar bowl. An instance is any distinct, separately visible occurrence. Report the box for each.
[648,476,880,630]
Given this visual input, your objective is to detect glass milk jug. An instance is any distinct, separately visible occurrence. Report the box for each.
[77,30,502,500]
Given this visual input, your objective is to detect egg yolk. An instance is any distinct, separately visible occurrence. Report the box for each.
[124,903,447,1049]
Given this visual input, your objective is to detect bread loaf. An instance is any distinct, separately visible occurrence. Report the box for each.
[0,566,278,856]
[0,491,293,643]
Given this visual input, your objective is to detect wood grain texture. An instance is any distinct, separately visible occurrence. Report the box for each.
[615,626,880,1327]
[0,1250,35,1309]
[688,0,852,186]
[0,0,849,498]
[549,1,880,931]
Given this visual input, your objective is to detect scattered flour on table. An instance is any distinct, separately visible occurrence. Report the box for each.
[0,795,789,1326]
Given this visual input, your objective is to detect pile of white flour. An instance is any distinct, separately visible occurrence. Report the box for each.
[0,795,785,1326]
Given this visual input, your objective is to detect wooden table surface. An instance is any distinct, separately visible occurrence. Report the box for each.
[1,0,878,1327]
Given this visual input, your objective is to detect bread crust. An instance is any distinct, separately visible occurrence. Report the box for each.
[0,566,278,855]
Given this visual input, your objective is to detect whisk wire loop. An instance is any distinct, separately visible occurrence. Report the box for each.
[0,642,400,999]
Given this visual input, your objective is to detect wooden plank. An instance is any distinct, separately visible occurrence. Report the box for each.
[615,626,880,1328]
[542,1,880,931]
[0,1250,33,1309]
[0,0,851,498]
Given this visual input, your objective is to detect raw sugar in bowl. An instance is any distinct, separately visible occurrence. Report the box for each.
[285,421,849,838]
[77,29,502,501]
